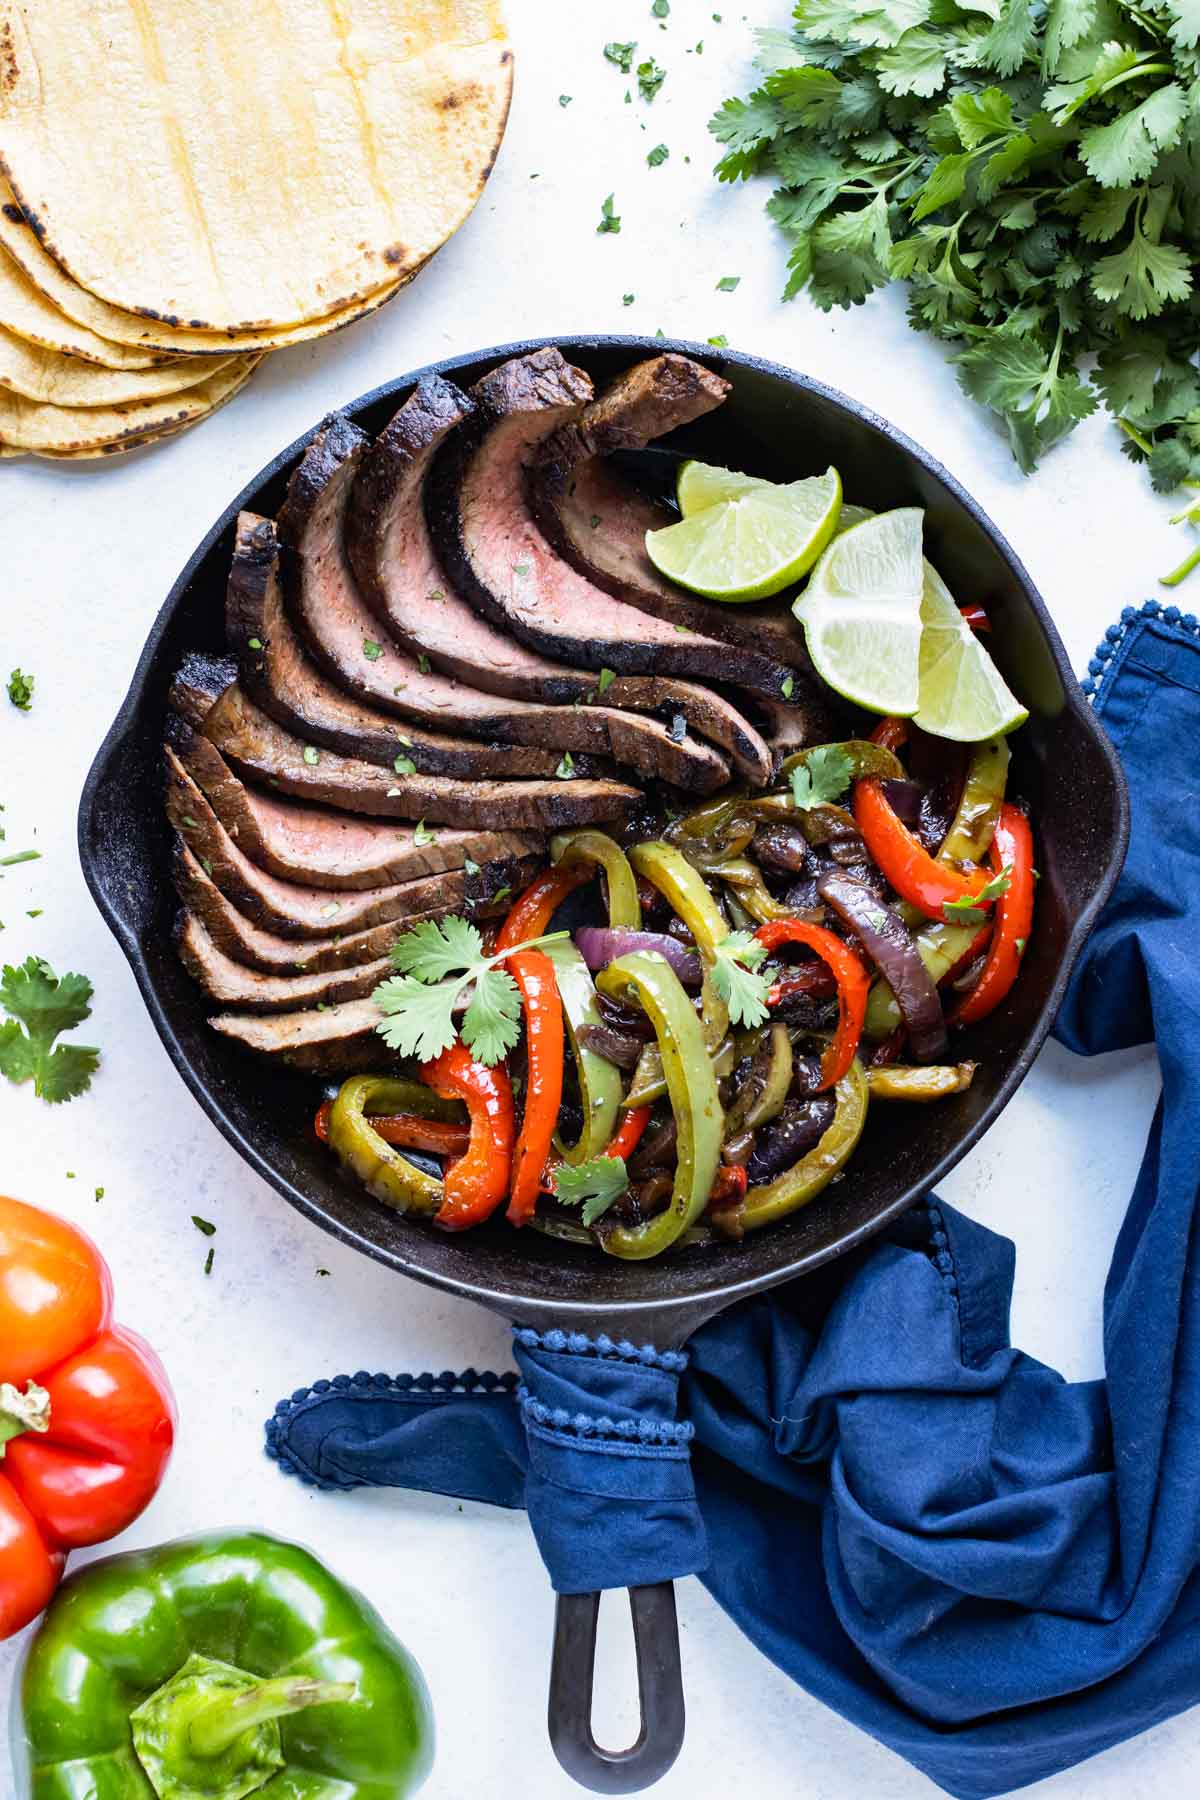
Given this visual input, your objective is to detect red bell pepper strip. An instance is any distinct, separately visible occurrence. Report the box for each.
[0,1196,176,1640]
[870,717,909,752]
[953,804,1035,1025]
[854,778,995,920]
[756,919,870,1091]
[503,949,565,1227]
[420,1045,515,1231]
[959,603,991,633]
[498,864,590,945]
[313,1101,469,1158]
[605,1106,652,1161]
[495,877,572,1228]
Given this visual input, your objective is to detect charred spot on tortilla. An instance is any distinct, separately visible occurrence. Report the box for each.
[383,244,407,266]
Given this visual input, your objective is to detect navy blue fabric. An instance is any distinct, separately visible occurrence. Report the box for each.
[266,604,1200,1798]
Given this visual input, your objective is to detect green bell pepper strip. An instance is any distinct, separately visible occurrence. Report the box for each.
[862,921,984,1038]
[550,830,642,929]
[15,1531,434,1800]
[777,739,905,785]
[939,737,1009,866]
[624,841,732,1106]
[712,857,796,924]
[326,1075,463,1214]
[625,1033,735,1110]
[741,1060,869,1233]
[595,952,724,1260]
[724,1022,793,1134]
[545,940,624,1165]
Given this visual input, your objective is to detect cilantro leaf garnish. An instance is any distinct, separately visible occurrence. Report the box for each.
[597,192,622,234]
[604,40,636,73]
[555,1155,631,1226]
[7,669,33,712]
[637,57,666,100]
[709,930,771,1028]
[372,917,569,1067]
[0,957,100,1104]
[789,744,853,811]
[942,866,1013,929]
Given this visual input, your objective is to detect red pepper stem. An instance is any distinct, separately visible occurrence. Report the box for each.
[187,1677,358,1759]
[0,1379,50,1457]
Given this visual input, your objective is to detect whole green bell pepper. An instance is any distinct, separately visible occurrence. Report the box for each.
[15,1531,434,1800]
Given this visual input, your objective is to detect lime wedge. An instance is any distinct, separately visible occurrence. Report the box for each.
[676,459,775,514]
[792,507,925,715]
[645,467,842,602]
[914,563,1028,740]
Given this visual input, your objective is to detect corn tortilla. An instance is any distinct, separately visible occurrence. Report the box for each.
[0,245,168,370]
[0,1,512,332]
[0,186,417,356]
[0,355,260,452]
[0,327,246,406]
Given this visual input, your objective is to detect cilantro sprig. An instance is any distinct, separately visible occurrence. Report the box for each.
[710,929,771,1028]
[555,1155,631,1226]
[372,916,568,1067]
[789,743,853,810]
[0,957,100,1103]
[711,1,1200,578]
[943,866,1012,929]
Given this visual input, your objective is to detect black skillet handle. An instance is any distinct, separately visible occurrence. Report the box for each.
[548,1583,685,1793]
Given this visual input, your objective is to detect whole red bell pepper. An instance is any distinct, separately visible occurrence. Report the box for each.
[756,918,870,1090]
[954,803,1035,1025]
[0,1195,176,1639]
[421,1044,515,1231]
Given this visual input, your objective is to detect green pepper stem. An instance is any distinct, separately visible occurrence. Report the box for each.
[0,1380,50,1456]
[187,1677,357,1759]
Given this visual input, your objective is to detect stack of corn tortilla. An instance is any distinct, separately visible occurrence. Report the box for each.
[0,0,512,460]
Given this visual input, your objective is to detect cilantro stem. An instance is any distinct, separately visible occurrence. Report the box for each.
[1097,62,1174,100]
[1161,543,1200,589]
[1117,418,1154,458]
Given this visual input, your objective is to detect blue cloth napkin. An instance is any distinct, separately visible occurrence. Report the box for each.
[266,602,1200,1799]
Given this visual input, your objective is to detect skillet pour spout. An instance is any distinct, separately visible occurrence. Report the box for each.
[77,335,1129,1793]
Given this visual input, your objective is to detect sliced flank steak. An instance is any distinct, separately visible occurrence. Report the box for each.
[166,747,543,940]
[227,511,565,779]
[531,364,818,677]
[178,912,393,1013]
[166,719,540,892]
[426,347,792,709]
[169,655,639,830]
[281,415,728,792]
[208,999,394,1073]
[174,846,479,976]
[350,377,772,783]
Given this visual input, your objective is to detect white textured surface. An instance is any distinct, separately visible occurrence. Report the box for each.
[0,3,1187,1795]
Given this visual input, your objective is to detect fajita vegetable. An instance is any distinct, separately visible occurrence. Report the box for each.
[316,706,1026,1255]
[0,1195,175,1639]
[14,1531,434,1799]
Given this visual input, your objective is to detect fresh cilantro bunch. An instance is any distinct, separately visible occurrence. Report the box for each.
[711,0,1200,555]
[0,957,100,1103]
[372,915,566,1067]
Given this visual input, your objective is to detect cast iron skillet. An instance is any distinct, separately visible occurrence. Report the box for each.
[78,335,1128,1794]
